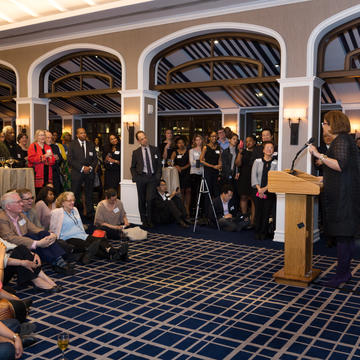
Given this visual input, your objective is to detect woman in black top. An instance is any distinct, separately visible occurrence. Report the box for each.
[236,135,256,226]
[104,134,121,194]
[309,111,360,288]
[171,137,191,217]
[200,131,222,199]
[16,133,28,168]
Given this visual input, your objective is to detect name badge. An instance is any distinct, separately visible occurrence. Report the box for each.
[17,153,21,159]
[18,218,26,226]
[230,206,235,211]
[89,152,93,156]
[215,150,220,154]
[113,207,120,214]
[114,151,120,155]
[177,154,182,159]
[154,154,158,159]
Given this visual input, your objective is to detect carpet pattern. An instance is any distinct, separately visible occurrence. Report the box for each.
[17,232,360,360]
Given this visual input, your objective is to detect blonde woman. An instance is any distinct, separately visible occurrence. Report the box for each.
[27,130,55,194]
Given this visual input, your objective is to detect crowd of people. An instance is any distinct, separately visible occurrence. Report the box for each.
[131,126,278,239]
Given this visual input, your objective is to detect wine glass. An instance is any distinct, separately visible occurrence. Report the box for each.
[0,157,4,167]
[57,332,69,360]
[8,157,14,168]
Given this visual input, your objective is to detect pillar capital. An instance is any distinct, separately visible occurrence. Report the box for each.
[277,76,324,89]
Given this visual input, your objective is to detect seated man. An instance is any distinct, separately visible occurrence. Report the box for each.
[152,179,189,228]
[211,184,249,232]
[0,191,74,275]
[16,189,42,228]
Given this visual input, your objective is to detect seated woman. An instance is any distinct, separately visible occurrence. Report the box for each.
[34,186,56,231]
[94,188,129,240]
[1,240,60,293]
[50,192,126,264]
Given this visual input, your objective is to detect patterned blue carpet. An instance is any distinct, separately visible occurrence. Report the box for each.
[16,230,360,360]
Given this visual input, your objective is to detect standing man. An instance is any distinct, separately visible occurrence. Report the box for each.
[130,131,161,228]
[217,127,229,151]
[251,128,278,161]
[68,128,97,219]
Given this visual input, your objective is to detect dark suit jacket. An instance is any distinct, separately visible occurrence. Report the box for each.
[221,147,239,180]
[130,145,162,182]
[211,196,238,222]
[68,139,98,179]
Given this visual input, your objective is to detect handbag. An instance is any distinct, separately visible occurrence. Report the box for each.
[123,226,147,241]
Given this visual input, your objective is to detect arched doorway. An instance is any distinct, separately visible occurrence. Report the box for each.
[0,63,17,131]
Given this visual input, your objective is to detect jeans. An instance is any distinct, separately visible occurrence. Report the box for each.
[0,319,20,360]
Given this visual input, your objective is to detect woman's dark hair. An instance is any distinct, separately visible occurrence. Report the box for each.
[262,141,274,149]
[104,188,117,199]
[94,136,102,146]
[36,186,55,205]
[247,135,257,142]
[175,136,187,146]
[17,133,28,143]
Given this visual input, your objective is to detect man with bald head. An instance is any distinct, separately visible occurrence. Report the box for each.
[68,128,97,219]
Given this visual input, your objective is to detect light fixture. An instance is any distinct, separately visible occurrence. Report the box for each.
[255,91,263,98]
[16,118,29,134]
[214,40,219,44]
[284,108,307,145]
[123,114,139,144]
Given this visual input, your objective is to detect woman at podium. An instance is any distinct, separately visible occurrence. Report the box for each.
[309,111,360,288]
[251,141,278,240]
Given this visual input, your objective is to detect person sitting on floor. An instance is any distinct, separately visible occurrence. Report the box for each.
[0,319,23,360]
[16,189,42,228]
[210,184,249,232]
[152,179,190,228]
[94,188,130,240]
[1,238,61,293]
[34,186,56,231]
[0,191,74,275]
[50,192,127,264]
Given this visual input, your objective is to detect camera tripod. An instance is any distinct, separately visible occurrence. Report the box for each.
[193,176,220,232]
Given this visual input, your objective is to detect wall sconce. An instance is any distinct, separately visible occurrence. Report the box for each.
[16,118,29,134]
[123,114,139,144]
[284,108,306,145]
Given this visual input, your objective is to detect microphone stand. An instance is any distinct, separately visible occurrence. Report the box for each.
[289,138,315,174]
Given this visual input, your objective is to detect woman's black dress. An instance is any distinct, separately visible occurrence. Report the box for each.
[203,144,220,197]
[237,150,254,196]
[104,145,120,191]
[323,133,360,237]
[173,149,190,189]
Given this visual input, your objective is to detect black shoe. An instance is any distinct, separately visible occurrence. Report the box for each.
[81,240,100,265]
[21,335,39,348]
[66,252,82,263]
[53,263,75,275]
[144,221,154,228]
[178,220,190,228]
[22,298,32,311]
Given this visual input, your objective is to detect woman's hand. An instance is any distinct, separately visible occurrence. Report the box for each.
[308,145,320,158]
[14,335,23,359]
[175,165,181,173]
[214,164,221,170]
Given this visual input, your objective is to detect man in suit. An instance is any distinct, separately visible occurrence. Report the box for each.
[211,184,249,232]
[152,179,189,228]
[130,130,162,228]
[68,128,98,218]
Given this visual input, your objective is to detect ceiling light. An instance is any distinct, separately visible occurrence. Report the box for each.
[48,0,67,12]
[214,40,219,44]
[83,0,96,5]
[0,12,14,23]
[275,64,280,68]
[255,92,263,97]
[9,0,38,17]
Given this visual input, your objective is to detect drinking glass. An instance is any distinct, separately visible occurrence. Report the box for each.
[0,157,4,167]
[57,332,69,360]
[8,157,14,168]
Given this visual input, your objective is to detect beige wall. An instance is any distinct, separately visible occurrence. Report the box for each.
[223,114,238,134]
[0,0,358,97]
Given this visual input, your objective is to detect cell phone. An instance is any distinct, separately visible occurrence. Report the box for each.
[239,140,244,149]
[256,191,267,199]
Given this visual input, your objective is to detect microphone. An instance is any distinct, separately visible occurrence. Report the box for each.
[289,137,315,174]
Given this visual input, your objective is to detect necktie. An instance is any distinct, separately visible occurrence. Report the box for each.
[145,148,152,175]
[81,141,86,157]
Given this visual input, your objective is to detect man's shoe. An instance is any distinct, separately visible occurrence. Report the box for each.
[53,263,75,275]
[178,220,190,228]
[21,335,39,348]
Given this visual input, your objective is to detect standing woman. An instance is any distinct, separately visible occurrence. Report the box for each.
[171,137,191,217]
[28,130,55,195]
[59,132,71,191]
[16,133,28,168]
[200,131,222,199]
[160,129,175,166]
[251,141,277,240]
[309,111,360,287]
[94,137,104,197]
[189,134,204,217]
[221,133,239,186]
[103,134,121,194]
[236,135,256,227]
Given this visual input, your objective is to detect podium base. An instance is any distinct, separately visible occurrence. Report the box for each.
[273,268,321,287]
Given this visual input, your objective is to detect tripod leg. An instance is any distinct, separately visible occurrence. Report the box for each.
[193,179,203,232]
[203,178,220,231]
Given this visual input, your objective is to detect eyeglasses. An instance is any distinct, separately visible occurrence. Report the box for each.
[322,122,329,126]
[22,196,34,201]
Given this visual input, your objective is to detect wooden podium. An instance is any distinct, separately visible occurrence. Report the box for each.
[268,169,322,287]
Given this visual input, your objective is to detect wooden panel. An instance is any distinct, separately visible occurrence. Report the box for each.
[268,170,321,195]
